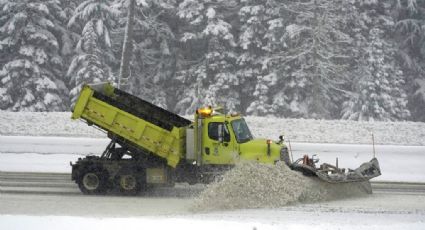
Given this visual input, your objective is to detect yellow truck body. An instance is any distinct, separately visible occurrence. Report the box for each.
[71,83,191,168]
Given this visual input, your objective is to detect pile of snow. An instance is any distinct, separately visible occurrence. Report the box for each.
[192,162,370,211]
[2,112,425,145]
[245,116,425,146]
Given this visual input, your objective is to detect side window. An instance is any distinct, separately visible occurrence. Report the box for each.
[208,122,230,142]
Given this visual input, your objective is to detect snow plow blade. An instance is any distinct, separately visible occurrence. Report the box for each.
[290,157,381,183]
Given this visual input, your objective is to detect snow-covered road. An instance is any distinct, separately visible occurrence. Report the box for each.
[1,136,424,182]
[1,136,425,230]
[1,191,424,230]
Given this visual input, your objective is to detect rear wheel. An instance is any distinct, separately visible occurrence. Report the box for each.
[77,166,109,195]
[115,167,145,195]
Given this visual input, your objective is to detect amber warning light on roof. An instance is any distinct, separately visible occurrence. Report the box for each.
[197,106,213,117]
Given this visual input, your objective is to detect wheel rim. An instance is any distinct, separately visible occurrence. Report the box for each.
[119,174,137,191]
[83,173,100,190]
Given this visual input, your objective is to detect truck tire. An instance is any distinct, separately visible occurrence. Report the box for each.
[114,167,145,195]
[77,166,109,195]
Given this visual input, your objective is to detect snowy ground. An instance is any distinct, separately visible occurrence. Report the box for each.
[2,137,424,230]
[1,192,424,230]
[1,208,424,230]
[1,112,425,229]
[1,136,424,182]
[2,112,425,145]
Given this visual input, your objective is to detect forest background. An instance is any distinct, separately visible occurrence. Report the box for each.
[1,0,424,122]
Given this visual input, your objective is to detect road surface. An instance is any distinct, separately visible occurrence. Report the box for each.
[1,136,425,229]
[1,136,425,182]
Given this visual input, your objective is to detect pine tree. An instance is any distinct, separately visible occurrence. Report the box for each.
[238,0,280,116]
[67,0,118,105]
[117,0,135,91]
[111,0,180,110]
[272,0,352,119]
[60,0,83,82]
[0,0,69,111]
[246,74,276,116]
[342,28,410,121]
[341,1,410,121]
[176,0,239,113]
[132,0,179,109]
[394,0,425,121]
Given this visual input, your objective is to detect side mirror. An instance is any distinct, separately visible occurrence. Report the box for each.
[278,135,285,144]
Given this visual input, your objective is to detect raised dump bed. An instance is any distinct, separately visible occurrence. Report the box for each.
[71,83,192,167]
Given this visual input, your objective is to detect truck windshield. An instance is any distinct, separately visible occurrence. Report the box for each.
[231,119,253,143]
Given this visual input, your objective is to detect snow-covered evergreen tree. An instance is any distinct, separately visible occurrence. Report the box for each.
[341,1,410,121]
[116,0,135,91]
[174,64,206,114]
[394,0,425,121]
[112,0,180,110]
[238,0,280,116]
[342,28,410,121]
[177,0,239,113]
[59,0,82,80]
[246,74,276,116]
[0,0,69,111]
[271,0,352,119]
[132,0,178,109]
[411,77,425,121]
[67,0,118,105]
[0,0,424,121]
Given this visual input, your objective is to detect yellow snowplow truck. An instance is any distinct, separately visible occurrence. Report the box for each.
[70,83,380,195]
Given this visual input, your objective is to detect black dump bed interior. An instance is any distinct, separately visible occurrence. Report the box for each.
[92,88,192,132]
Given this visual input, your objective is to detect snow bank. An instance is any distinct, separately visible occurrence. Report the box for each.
[192,162,370,211]
[244,116,425,146]
[1,112,425,145]
[0,136,108,155]
[0,112,105,138]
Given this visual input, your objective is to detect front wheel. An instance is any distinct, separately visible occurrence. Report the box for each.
[77,166,109,195]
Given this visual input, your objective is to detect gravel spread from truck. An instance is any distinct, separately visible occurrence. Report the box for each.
[192,162,371,211]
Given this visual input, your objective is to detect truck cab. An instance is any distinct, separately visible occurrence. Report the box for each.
[192,106,286,167]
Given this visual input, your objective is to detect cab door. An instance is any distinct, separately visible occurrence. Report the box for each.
[202,121,237,165]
